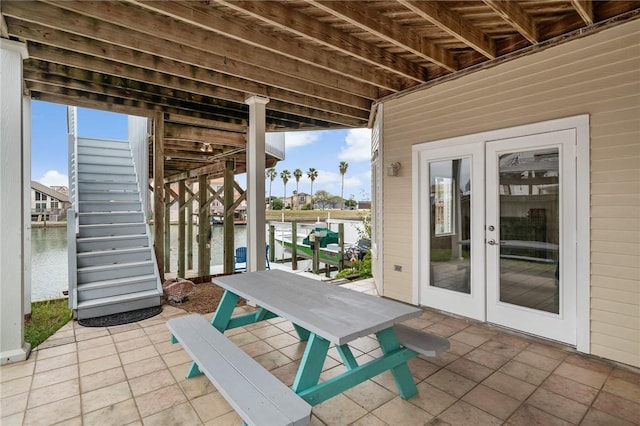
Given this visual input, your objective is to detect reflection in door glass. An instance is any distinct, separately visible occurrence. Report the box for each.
[429,158,471,294]
[498,149,559,314]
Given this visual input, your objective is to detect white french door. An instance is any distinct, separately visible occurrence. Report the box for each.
[415,122,581,345]
[486,130,576,344]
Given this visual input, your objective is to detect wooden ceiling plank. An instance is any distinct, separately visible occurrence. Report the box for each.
[216,0,428,82]
[165,114,246,133]
[483,0,539,44]
[397,0,497,59]
[24,41,368,124]
[306,0,456,72]
[127,0,407,93]
[164,123,245,147]
[25,53,366,127]
[44,0,378,101]
[571,0,595,25]
[4,2,372,110]
[1,15,9,38]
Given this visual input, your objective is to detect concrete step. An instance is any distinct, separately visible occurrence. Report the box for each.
[78,200,141,213]
[78,172,137,183]
[78,163,135,175]
[79,190,140,201]
[78,154,133,166]
[77,274,159,301]
[77,247,152,268]
[77,145,133,157]
[78,211,144,225]
[78,138,130,150]
[78,181,139,192]
[79,222,146,238]
[77,234,149,252]
[76,289,162,320]
[78,260,155,284]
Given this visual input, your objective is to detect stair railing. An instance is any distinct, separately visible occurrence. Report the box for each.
[66,107,80,312]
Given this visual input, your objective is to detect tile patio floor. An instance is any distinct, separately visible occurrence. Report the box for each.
[1,279,639,425]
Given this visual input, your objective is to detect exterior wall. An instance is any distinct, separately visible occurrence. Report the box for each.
[382,20,640,366]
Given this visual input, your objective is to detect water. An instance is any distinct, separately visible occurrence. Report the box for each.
[31,226,68,301]
[30,224,248,300]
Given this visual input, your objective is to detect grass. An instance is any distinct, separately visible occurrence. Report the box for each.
[25,298,72,348]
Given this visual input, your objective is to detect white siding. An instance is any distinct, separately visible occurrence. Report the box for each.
[382,20,640,367]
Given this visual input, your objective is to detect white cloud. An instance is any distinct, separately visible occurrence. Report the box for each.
[38,170,68,187]
[339,128,371,162]
[285,131,323,149]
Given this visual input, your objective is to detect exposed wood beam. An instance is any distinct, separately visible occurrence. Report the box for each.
[483,0,539,44]
[165,114,246,133]
[24,42,367,125]
[164,123,245,147]
[216,0,429,82]
[306,0,456,72]
[397,0,496,59]
[0,15,8,38]
[153,111,165,280]
[165,162,227,184]
[3,2,373,110]
[44,0,379,101]
[127,0,406,93]
[571,0,595,25]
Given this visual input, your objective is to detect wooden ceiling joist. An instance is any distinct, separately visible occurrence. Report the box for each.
[300,0,457,72]
[483,0,539,44]
[572,0,595,25]
[127,0,407,93]
[164,123,245,147]
[216,0,430,82]
[397,0,497,59]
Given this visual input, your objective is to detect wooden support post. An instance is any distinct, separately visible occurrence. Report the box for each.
[269,225,275,263]
[178,180,186,278]
[312,236,319,274]
[153,112,164,280]
[164,190,171,273]
[338,223,345,272]
[291,221,298,270]
[187,182,193,271]
[198,174,210,276]
[223,160,235,274]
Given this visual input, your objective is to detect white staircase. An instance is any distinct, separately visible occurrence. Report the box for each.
[69,135,162,320]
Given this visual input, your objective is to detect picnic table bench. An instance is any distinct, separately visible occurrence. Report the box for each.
[167,270,450,425]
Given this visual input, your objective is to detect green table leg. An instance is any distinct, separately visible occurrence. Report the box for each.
[376,327,417,399]
[293,324,311,341]
[336,345,359,370]
[292,333,330,393]
[210,290,240,332]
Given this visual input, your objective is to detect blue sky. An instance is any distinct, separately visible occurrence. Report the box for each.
[31,101,372,200]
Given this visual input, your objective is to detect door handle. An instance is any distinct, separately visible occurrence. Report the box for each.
[488,239,497,245]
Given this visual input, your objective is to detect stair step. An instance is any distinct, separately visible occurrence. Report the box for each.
[78,200,141,213]
[78,211,144,225]
[77,234,149,252]
[78,145,133,157]
[78,172,137,183]
[77,247,152,268]
[79,190,140,201]
[79,222,146,238]
[78,138,131,150]
[78,154,134,166]
[78,181,139,191]
[76,289,162,320]
[78,260,155,284]
[78,163,135,174]
[77,274,159,301]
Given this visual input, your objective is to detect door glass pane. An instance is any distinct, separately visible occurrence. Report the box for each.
[498,149,559,313]
[430,158,471,294]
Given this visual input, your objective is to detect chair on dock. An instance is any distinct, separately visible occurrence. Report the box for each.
[234,246,270,272]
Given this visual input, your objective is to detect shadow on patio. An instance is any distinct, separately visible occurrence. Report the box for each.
[1,279,638,425]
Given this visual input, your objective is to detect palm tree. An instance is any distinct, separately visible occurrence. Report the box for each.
[280,169,291,208]
[307,167,318,209]
[339,161,349,209]
[266,168,277,209]
[293,168,303,209]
